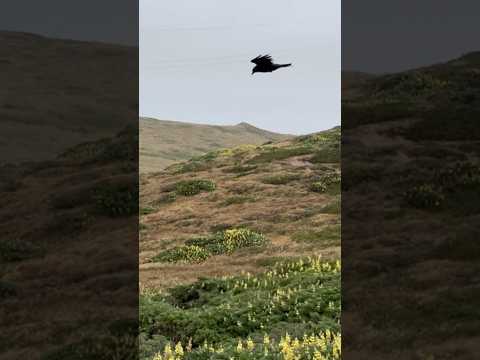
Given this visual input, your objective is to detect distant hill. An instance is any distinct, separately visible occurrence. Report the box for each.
[0,31,136,164]
[139,118,292,172]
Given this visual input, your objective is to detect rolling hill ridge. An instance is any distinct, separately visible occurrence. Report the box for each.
[0,31,137,164]
[139,117,292,172]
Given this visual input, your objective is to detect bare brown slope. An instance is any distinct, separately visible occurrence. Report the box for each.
[0,31,137,164]
[139,118,292,173]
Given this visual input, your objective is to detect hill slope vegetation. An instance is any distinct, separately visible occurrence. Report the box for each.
[342,52,480,358]
[139,127,341,359]
[0,126,138,359]
[139,118,292,172]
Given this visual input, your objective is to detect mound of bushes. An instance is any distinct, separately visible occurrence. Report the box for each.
[153,229,268,264]
[153,245,211,264]
[372,72,448,100]
[310,144,341,164]
[404,184,444,209]
[175,180,216,196]
[0,238,43,262]
[296,127,341,146]
[404,162,480,210]
[140,257,341,358]
[94,185,138,217]
[310,172,341,194]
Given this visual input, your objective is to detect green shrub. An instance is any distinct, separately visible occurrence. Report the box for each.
[221,228,267,253]
[140,257,341,354]
[434,162,480,190]
[404,184,444,209]
[310,144,341,164]
[154,229,268,264]
[0,239,42,262]
[310,181,327,193]
[153,245,211,264]
[373,72,448,100]
[310,173,341,194]
[175,180,216,196]
[404,162,480,211]
[94,185,138,216]
[140,206,156,215]
[186,229,267,255]
[296,128,341,146]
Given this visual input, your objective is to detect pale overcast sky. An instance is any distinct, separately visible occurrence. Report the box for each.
[140,0,340,135]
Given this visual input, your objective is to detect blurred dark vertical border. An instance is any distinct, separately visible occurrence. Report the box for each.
[342,1,480,359]
[0,1,139,359]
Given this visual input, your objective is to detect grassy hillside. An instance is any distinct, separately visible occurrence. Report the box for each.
[139,127,341,359]
[139,118,292,173]
[0,31,136,164]
[342,52,480,358]
[0,127,138,359]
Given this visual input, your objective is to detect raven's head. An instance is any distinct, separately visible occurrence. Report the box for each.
[252,68,257,75]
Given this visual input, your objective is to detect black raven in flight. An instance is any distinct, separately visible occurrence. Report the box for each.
[251,55,292,75]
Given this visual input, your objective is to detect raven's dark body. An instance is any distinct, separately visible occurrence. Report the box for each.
[251,55,292,74]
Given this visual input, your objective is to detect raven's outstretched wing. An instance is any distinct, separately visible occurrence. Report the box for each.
[251,55,274,66]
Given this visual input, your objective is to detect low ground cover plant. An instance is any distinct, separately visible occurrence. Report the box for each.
[404,162,480,211]
[175,180,216,196]
[94,185,138,216]
[140,257,341,359]
[152,229,268,264]
[310,173,341,194]
[404,184,444,209]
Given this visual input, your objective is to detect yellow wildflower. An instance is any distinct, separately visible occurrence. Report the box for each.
[174,342,184,357]
[246,337,255,351]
